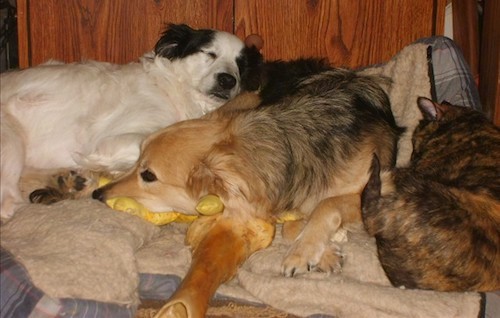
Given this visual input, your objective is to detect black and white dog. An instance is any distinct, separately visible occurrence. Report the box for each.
[0,24,262,218]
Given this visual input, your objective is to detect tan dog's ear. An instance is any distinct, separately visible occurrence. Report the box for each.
[187,142,254,204]
[188,159,228,199]
[188,141,272,218]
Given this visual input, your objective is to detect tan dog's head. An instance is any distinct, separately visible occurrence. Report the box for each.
[92,119,221,214]
[93,92,267,217]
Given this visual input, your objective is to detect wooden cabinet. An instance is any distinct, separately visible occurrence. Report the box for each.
[17,0,445,69]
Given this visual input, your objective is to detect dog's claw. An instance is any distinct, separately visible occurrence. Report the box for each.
[281,265,296,278]
[29,187,64,204]
[282,243,343,277]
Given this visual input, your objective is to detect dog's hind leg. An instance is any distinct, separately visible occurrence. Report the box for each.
[281,194,361,277]
[1,116,26,218]
[154,215,274,318]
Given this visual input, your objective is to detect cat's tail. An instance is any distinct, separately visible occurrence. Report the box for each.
[361,154,382,233]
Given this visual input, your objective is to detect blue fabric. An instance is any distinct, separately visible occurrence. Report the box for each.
[1,246,51,318]
[1,247,136,318]
[419,36,482,110]
[138,273,180,300]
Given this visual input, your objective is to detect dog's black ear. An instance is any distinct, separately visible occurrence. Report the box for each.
[154,24,194,58]
[237,45,264,92]
[154,23,214,59]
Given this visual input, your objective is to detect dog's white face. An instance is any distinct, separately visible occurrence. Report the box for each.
[155,24,260,101]
[171,32,246,101]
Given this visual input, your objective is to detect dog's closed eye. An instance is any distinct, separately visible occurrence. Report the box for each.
[202,50,217,59]
[140,169,157,182]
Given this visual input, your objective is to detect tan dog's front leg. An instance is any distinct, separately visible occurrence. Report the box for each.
[154,215,275,318]
[282,194,361,277]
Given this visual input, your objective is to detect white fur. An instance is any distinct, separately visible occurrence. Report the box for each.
[1,31,246,218]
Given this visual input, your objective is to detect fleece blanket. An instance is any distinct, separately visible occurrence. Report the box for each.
[0,200,484,317]
[0,39,493,317]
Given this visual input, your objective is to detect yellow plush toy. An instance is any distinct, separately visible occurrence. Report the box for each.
[98,178,303,225]
[98,177,224,225]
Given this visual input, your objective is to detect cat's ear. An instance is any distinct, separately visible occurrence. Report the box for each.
[417,97,449,121]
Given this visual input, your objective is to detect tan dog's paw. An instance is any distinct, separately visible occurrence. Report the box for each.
[52,170,91,194]
[281,240,343,277]
[29,170,99,204]
[154,301,189,318]
[317,245,344,274]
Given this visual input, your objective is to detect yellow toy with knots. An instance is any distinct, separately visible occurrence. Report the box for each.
[98,177,224,225]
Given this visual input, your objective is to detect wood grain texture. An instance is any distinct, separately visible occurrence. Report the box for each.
[16,0,29,68]
[479,0,500,125]
[19,0,446,70]
[235,0,446,68]
[452,0,479,79]
[24,0,232,66]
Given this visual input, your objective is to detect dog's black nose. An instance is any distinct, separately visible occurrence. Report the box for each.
[217,73,237,89]
[92,188,104,201]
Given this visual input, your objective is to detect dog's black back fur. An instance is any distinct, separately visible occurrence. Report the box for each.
[258,59,332,105]
[236,46,264,92]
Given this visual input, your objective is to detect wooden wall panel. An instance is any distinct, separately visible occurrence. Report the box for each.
[478,0,500,125]
[452,0,479,80]
[19,0,446,70]
[16,0,29,68]
[235,0,446,68]
[21,0,233,67]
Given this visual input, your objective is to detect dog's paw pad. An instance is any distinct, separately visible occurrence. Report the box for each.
[54,170,88,193]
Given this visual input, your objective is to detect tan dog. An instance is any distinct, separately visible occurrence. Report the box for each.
[93,66,401,317]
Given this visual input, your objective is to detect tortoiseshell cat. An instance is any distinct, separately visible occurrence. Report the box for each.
[361,97,499,292]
